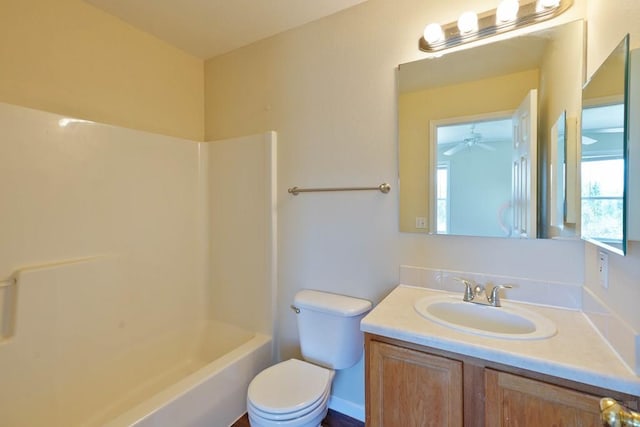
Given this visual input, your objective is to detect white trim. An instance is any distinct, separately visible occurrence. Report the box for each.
[328,395,365,422]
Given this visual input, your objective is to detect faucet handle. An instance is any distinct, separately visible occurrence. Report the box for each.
[454,277,475,302]
[488,284,513,307]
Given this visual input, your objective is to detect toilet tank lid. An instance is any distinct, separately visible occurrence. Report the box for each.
[294,290,372,317]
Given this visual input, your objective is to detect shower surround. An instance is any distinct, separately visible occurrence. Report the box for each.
[0,102,276,426]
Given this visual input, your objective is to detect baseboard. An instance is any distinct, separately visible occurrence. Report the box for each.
[328,395,365,422]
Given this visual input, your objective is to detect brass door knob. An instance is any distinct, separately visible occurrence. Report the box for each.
[601,397,640,427]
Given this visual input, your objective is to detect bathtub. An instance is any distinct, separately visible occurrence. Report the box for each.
[102,326,272,427]
[0,315,271,427]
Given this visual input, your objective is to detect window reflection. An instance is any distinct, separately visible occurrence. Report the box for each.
[581,158,624,242]
[580,102,625,247]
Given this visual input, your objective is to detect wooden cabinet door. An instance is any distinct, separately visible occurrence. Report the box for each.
[367,340,463,427]
[485,369,602,426]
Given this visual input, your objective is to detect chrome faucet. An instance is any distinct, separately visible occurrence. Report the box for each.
[455,277,513,307]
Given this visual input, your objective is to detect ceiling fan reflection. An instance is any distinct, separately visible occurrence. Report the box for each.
[581,126,623,145]
[443,130,497,156]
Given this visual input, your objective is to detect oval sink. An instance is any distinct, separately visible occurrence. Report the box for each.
[414,295,556,340]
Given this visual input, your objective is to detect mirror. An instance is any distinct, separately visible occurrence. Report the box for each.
[580,35,629,255]
[398,20,584,237]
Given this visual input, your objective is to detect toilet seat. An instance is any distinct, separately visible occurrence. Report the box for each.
[247,359,334,427]
[248,359,333,416]
[248,386,330,421]
[248,391,329,427]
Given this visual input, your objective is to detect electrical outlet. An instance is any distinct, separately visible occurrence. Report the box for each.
[415,217,426,229]
[598,250,609,289]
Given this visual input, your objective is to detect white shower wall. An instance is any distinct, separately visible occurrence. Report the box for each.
[0,103,278,424]
[206,132,277,338]
[0,102,207,326]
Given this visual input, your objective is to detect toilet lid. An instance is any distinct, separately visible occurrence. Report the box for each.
[248,359,333,415]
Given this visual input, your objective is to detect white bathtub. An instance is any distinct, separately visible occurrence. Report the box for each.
[1,315,272,426]
[102,328,272,427]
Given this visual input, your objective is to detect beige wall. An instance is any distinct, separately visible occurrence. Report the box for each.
[586,0,640,77]
[399,70,539,232]
[0,0,204,140]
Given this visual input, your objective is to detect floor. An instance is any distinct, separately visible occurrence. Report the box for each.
[231,409,364,427]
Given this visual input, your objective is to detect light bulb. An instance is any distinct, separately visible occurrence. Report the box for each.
[423,23,445,44]
[457,11,479,34]
[496,0,520,23]
[539,0,560,8]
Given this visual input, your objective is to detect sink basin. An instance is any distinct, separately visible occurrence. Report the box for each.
[414,295,556,340]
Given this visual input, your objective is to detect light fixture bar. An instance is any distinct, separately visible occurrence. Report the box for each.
[419,0,573,52]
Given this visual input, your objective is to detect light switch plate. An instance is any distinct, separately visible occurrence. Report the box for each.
[598,250,609,289]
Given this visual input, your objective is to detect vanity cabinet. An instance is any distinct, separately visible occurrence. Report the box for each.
[368,340,463,426]
[365,334,639,427]
[485,369,601,426]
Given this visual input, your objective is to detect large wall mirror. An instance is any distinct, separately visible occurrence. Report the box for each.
[398,20,584,238]
[580,35,630,255]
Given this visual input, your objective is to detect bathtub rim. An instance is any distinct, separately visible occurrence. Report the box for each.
[103,332,272,427]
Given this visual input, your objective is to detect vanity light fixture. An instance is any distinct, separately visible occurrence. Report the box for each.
[419,0,573,52]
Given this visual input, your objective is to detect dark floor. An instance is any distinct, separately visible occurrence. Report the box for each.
[231,409,364,427]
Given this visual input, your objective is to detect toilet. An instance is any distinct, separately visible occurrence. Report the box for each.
[247,289,372,427]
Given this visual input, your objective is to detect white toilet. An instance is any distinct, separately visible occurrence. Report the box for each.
[247,289,372,427]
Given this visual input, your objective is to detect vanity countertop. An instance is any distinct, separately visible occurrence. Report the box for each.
[361,284,640,396]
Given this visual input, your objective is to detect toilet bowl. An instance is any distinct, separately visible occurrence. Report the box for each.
[247,359,334,427]
[246,290,372,427]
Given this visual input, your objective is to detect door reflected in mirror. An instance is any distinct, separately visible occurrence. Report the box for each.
[580,35,629,255]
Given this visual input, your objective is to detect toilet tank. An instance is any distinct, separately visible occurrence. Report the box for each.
[293,290,372,370]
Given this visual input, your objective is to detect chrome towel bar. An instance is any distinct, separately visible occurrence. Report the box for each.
[288,183,391,196]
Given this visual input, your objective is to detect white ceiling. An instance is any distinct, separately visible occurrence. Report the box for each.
[85,0,368,59]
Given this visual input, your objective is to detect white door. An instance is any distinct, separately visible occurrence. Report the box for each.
[512,89,538,238]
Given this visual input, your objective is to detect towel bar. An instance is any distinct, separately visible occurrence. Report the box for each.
[288,183,391,195]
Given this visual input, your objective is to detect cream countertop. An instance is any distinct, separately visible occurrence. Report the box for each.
[360,284,640,396]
